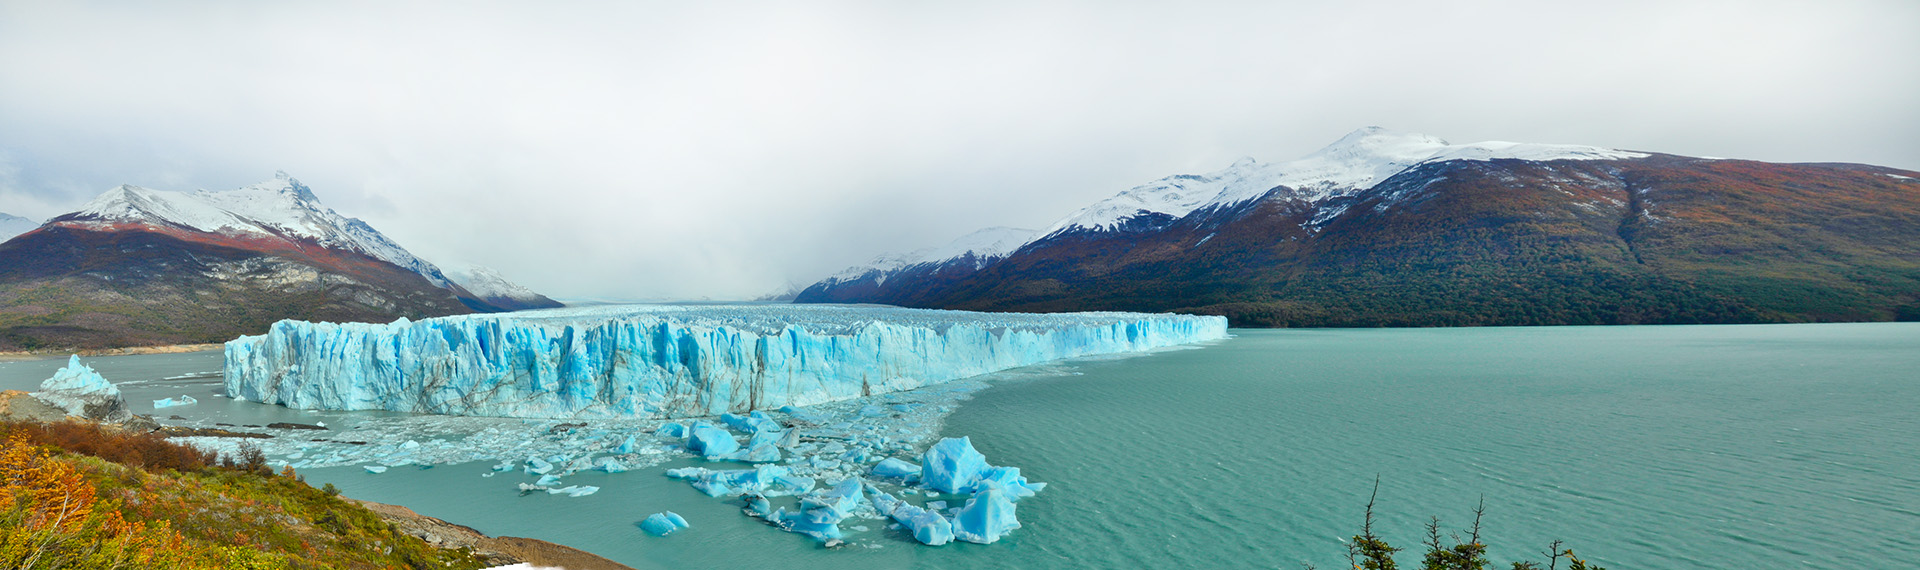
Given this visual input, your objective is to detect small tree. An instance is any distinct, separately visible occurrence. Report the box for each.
[1347,477,1399,570]
[1419,497,1488,570]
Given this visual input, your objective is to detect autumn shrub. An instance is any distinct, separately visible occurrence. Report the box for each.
[0,422,489,570]
[0,421,214,472]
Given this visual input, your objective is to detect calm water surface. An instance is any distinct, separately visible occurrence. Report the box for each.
[9,324,1917,568]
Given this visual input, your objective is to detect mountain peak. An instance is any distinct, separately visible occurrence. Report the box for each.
[55,175,452,289]
[1313,127,1451,160]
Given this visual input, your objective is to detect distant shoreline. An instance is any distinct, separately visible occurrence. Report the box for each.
[0,342,224,360]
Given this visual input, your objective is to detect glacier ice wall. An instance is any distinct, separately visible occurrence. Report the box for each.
[224,304,1227,419]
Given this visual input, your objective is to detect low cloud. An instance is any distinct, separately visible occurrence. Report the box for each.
[2,0,1915,299]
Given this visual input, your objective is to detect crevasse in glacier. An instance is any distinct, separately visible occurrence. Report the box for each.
[224,304,1227,419]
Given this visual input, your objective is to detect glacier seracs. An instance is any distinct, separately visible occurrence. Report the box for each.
[224,304,1226,419]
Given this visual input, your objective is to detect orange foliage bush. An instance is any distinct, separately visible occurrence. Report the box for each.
[0,431,192,569]
[0,421,215,472]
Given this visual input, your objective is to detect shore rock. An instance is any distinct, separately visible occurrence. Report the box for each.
[348,498,635,570]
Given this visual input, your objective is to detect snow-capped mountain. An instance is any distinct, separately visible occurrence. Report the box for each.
[1039,127,1647,238]
[0,213,38,242]
[796,128,1920,327]
[0,173,555,349]
[60,171,455,288]
[797,227,1035,304]
[446,264,563,311]
[827,226,1036,284]
[803,128,1648,303]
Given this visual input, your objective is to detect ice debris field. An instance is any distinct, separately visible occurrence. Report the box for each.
[180,305,1227,549]
[223,304,1226,419]
[181,374,1064,548]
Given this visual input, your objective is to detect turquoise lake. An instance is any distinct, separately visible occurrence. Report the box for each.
[7,323,1917,568]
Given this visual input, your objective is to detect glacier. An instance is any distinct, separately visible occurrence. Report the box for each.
[224,304,1226,419]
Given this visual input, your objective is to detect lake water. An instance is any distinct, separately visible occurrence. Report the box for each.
[6,323,1916,568]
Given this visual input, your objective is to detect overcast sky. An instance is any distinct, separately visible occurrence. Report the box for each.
[2,1,1915,300]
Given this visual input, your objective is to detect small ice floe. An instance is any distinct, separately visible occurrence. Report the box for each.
[153,395,199,409]
[363,465,388,474]
[547,485,599,497]
[640,511,690,536]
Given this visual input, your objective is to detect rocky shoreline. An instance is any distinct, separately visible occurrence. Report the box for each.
[348,498,635,570]
[0,342,225,360]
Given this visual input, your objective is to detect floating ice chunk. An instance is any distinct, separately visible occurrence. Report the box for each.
[766,478,865,542]
[770,507,843,542]
[779,405,830,424]
[979,466,1046,500]
[492,461,514,472]
[777,429,801,448]
[868,485,954,546]
[870,458,921,481]
[672,464,797,497]
[747,428,784,448]
[743,494,772,517]
[363,465,388,474]
[724,412,783,433]
[535,474,562,486]
[35,355,131,422]
[951,483,1020,544]
[594,457,628,473]
[153,395,199,409]
[921,437,989,494]
[739,443,781,463]
[640,511,690,536]
[39,355,116,396]
[548,485,599,497]
[801,478,865,522]
[526,458,555,475]
[658,423,688,437]
[617,435,637,454]
[687,426,740,459]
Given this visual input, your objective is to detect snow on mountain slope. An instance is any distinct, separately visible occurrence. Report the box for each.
[446,264,563,310]
[0,213,38,242]
[1041,127,1648,236]
[61,172,456,288]
[828,226,1037,283]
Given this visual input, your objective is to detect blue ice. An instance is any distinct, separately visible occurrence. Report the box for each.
[223,305,1226,419]
[640,511,690,536]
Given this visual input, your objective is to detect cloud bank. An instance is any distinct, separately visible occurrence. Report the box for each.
[2,0,1914,300]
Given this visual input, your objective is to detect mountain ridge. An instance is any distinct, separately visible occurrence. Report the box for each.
[797,130,1920,326]
[0,174,561,349]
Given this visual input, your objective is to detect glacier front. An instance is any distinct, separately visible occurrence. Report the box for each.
[224,304,1226,419]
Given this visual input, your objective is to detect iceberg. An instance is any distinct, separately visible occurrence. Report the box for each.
[870,457,920,481]
[224,304,1226,419]
[639,511,690,536]
[686,426,740,459]
[547,485,599,497]
[869,486,954,546]
[921,437,989,494]
[153,395,198,409]
[34,355,130,422]
[950,483,1020,544]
